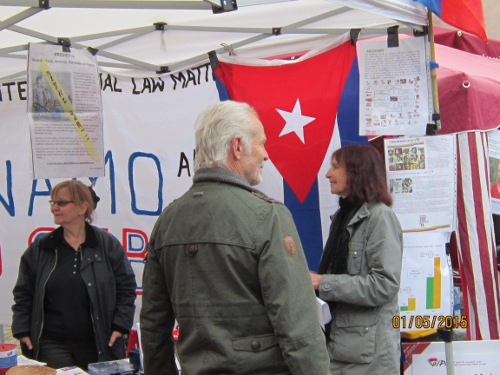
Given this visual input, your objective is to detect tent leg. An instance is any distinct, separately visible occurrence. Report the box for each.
[439,328,455,375]
[0,324,4,344]
[444,341,454,375]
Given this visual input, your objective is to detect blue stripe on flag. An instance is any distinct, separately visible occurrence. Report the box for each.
[284,179,323,271]
[214,73,229,101]
[414,0,442,17]
[337,57,368,147]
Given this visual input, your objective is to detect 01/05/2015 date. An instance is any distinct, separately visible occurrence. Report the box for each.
[392,315,468,330]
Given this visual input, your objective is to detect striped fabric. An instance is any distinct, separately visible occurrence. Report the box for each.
[455,131,500,339]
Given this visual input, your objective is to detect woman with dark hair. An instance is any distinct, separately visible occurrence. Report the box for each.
[12,180,137,370]
[310,144,403,374]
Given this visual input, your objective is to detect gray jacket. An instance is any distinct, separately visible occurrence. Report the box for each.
[12,224,137,362]
[318,202,402,375]
[140,168,330,375]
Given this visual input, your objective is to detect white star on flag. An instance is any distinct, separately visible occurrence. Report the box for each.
[276,99,316,143]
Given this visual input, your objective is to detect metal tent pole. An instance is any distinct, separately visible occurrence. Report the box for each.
[438,328,455,375]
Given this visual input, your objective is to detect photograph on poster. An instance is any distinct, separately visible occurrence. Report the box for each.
[30,72,72,121]
[490,157,500,199]
[385,135,456,232]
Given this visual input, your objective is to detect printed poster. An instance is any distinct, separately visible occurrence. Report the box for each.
[358,37,431,136]
[398,233,454,332]
[385,135,456,232]
[27,43,104,178]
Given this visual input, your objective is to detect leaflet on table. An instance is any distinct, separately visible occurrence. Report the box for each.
[16,356,89,374]
[384,135,456,232]
[16,355,47,366]
[27,43,104,179]
[488,130,500,215]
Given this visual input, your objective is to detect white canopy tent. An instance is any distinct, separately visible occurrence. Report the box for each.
[0,0,428,79]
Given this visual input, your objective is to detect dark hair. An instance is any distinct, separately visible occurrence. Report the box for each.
[332,144,393,206]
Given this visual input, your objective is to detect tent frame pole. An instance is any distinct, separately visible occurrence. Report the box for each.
[0,7,44,32]
[428,10,441,132]
[0,0,216,10]
[71,26,154,43]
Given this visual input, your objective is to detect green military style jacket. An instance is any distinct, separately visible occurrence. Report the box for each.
[140,167,330,375]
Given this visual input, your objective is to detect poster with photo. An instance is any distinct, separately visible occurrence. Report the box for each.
[357,37,431,136]
[385,135,456,232]
[27,43,104,179]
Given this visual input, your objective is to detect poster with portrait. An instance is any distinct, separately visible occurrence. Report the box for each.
[384,135,456,232]
[487,130,500,215]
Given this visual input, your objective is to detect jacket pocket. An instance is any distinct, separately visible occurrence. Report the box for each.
[331,306,380,364]
[347,241,365,275]
[232,334,287,374]
[232,333,278,352]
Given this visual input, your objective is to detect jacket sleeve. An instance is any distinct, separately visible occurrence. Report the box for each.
[106,233,137,332]
[258,204,330,375]
[319,206,403,307]
[140,224,178,375]
[11,243,38,338]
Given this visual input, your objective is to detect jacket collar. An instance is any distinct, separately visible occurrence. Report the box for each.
[193,167,279,203]
[348,203,371,226]
[40,222,98,250]
[194,167,257,193]
[330,202,374,225]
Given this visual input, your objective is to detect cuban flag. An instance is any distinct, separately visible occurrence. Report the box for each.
[414,0,487,41]
[213,35,367,270]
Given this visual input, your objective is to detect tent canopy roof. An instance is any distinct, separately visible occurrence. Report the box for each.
[0,0,428,78]
[435,42,500,134]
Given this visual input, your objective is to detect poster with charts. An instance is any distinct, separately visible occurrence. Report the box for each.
[398,232,453,332]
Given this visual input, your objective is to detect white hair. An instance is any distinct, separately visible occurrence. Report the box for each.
[194,101,258,171]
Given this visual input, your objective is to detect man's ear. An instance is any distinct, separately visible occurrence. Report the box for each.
[230,136,243,160]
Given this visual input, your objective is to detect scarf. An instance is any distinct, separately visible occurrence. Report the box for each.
[317,198,361,340]
[318,197,362,275]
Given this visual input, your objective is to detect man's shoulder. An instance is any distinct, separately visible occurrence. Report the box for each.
[250,190,282,205]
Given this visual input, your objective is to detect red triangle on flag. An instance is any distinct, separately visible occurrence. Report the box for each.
[215,41,356,202]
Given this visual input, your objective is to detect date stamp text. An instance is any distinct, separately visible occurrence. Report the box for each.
[392,315,468,330]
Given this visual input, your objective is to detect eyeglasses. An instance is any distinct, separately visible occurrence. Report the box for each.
[49,200,74,207]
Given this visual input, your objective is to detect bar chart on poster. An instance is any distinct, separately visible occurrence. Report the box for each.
[396,233,454,332]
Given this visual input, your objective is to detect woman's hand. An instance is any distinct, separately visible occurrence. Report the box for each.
[309,271,323,290]
[19,336,33,350]
[108,330,122,347]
